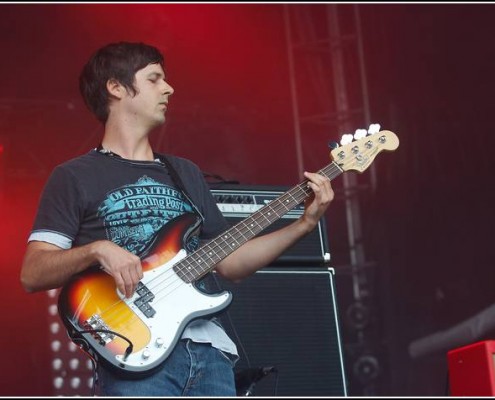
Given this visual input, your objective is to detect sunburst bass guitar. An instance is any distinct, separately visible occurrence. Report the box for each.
[58,129,399,378]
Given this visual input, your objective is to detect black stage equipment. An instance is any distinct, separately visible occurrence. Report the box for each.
[215,267,347,396]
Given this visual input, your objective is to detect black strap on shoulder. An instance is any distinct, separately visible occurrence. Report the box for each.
[155,153,205,222]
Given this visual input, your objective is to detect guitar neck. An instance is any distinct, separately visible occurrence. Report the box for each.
[174,161,343,283]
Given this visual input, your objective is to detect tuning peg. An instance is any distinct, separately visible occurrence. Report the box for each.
[328,141,339,149]
[354,129,367,140]
[340,134,354,146]
[368,123,381,135]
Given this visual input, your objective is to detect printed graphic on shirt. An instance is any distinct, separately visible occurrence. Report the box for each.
[97,175,198,255]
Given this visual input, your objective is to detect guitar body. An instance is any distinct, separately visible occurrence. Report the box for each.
[58,213,233,378]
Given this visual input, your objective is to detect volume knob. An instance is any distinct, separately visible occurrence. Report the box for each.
[142,350,151,360]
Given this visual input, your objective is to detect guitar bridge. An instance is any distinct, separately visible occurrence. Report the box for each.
[84,315,115,345]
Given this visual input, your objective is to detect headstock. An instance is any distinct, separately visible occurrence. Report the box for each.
[330,124,399,173]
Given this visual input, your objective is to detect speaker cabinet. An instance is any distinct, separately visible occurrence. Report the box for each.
[214,267,347,396]
[448,340,495,396]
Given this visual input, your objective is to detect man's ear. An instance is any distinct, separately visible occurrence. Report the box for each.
[106,78,124,99]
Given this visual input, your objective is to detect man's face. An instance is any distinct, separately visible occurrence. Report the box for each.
[122,63,174,129]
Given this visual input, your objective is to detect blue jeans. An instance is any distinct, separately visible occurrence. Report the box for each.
[96,339,237,396]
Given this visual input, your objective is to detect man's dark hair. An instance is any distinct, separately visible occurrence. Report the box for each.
[79,42,165,123]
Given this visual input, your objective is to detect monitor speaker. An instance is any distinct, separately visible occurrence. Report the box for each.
[214,267,347,396]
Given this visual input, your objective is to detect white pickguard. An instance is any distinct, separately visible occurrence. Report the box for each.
[114,249,231,371]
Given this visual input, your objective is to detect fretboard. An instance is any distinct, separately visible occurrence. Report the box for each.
[174,161,343,283]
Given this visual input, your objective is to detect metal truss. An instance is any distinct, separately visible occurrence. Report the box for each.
[283,3,383,395]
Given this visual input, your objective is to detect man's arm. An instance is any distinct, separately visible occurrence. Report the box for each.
[214,171,334,282]
[20,240,143,298]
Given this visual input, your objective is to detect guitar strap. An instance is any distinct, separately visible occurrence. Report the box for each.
[154,153,205,223]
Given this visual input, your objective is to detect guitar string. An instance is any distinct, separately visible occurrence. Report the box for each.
[95,162,344,333]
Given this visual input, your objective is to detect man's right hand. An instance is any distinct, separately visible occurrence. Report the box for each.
[21,240,142,296]
[93,240,144,298]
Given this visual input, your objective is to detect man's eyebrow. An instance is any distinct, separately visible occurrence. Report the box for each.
[147,71,165,78]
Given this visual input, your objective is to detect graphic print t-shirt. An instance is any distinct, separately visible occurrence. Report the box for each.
[30,150,228,251]
[96,175,200,255]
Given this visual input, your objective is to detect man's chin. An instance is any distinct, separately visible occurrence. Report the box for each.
[150,117,166,131]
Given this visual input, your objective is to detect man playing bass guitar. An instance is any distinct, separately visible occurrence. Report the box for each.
[20,41,334,396]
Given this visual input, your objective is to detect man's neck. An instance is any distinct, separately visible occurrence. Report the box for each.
[102,117,156,161]
[101,132,155,162]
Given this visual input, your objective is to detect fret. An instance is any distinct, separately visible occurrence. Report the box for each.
[278,196,292,211]
[242,218,264,236]
[231,225,248,242]
[203,246,222,265]
[176,258,196,281]
[216,240,230,257]
[227,235,240,250]
[240,220,256,236]
[182,260,195,276]
[258,210,273,224]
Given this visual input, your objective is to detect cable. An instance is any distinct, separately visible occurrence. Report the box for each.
[79,328,134,361]
[72,329,134,396]
[235,366,278,396]
[71,336,99,396]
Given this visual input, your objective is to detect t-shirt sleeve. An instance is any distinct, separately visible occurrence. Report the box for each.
[28,165,84,249]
